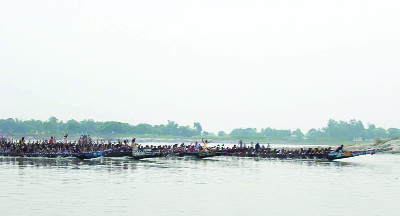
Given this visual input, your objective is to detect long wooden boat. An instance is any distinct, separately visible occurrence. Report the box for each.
[103,149,132,157]
[132,149,162,160]
[0,146,392,161]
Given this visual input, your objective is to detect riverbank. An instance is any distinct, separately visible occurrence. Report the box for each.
[344,139,400,154]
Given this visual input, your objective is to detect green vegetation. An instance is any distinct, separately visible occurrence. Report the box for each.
[0,118,201,137]
[374,138,391,146]
[0,117,399,142]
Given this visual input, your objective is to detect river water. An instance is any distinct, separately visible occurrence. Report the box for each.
[0,149,399,216]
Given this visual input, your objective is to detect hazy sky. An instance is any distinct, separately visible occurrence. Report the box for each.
[1,0,399,133]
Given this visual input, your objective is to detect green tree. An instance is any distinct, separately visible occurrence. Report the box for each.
[230,128,258,137]
[97,121,127,134]
[193,122,202,136]
[218,131,227,136]
[66,119,80,133]
[202,131,211,136]
[366,123,376,139]
[151,124,166,135]
[80,119,96,134]
[388,128,400,139]
[166,120,179,135]
[178,125,196,137]
[261,127,291,138]
[292,128,304,138]
[23,119,45,133]
[375,127,387,139]
[306,128,324,139]
[133,123,153,135]
[43,117,59,133]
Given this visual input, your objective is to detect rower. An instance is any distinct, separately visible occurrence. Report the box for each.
[334,145,344,153]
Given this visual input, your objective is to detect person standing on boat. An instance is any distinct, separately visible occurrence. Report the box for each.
[202,138,209,149]
[131,138,138,151]
[255,142,260,151]
[62,133,68,144]
[49,136,54,145]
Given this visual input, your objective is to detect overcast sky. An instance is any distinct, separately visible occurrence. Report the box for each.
[1,0,399,133]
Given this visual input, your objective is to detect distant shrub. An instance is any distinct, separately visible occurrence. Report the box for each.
[375,138,390,146]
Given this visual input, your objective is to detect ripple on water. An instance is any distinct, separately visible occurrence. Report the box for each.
[0,155,400,216]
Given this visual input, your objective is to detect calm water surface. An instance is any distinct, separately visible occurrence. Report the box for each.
[0,153,399,216]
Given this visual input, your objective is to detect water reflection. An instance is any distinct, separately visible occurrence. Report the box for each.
[0,155,399,216]
[0,155,358,170]
[0,156,140,171]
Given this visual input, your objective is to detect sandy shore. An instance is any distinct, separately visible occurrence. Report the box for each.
[344,139,400,154]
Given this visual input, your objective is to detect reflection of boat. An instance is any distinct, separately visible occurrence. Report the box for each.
[0,152,105,160]
[180,152,198,157]
[75,152,105,160]
[0,147,135,160]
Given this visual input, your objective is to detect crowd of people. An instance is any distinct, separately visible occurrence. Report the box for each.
[0,135,135,155]
[132,139,339,158]
[0,135,342,159]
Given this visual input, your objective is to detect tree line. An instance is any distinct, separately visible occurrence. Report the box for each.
[0,117,399,140]
[0,117,203,137]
